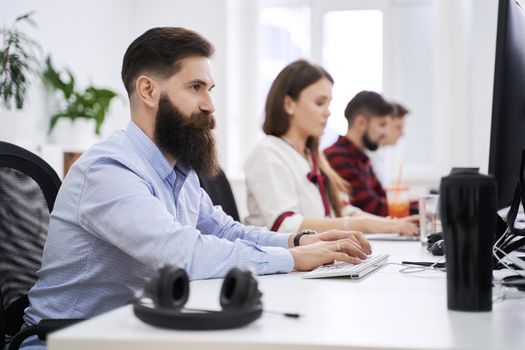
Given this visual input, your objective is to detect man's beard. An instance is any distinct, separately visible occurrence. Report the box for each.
[363,130,380,151]
[154,94,219,177]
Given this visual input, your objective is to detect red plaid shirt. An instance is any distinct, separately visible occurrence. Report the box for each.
[324,136,388,216]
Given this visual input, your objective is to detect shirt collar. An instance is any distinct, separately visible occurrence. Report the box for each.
[124,121,175,180]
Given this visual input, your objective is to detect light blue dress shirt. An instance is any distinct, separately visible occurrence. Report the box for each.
[21,121,293,349]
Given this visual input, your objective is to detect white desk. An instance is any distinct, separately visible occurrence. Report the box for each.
[48,241,525,350]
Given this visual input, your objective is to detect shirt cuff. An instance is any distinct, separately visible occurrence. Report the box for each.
[258,246,294,274]
[244,225,293,248]
[263,230,293,248]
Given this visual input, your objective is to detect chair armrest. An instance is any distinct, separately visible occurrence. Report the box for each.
[8,319,84,350]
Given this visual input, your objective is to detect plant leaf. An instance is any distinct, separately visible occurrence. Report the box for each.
[15,12,36,24]
[0,12,41,109]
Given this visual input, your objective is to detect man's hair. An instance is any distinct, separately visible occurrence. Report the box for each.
[263,59,333,136]
[390,101,409,118]
[344,90,393,126]
[121,27,214,96]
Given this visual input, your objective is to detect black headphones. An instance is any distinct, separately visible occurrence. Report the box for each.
[133,265,263,330]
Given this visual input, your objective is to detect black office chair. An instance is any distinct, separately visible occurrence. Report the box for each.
[199,168,241,222]
[0,141,81,350]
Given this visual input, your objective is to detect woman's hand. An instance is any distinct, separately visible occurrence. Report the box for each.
[390,220,419,236]
[399,214,419,223]
[361,216,419,236]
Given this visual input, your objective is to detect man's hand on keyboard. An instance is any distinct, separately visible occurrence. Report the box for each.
[294,230,372,255]
[289,239,368,271]
[299,230,372,255]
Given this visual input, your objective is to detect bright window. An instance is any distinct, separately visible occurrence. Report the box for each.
[320,10,383,149]
[259,6,310,115]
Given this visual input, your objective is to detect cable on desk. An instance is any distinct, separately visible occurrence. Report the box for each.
[396,257,446,274]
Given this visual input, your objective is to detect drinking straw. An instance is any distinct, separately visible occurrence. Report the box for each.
[395,163,403,191]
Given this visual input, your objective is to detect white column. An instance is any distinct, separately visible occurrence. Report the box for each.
[225,0,261,179]
[467,0,498,174]
[432,0,472,174]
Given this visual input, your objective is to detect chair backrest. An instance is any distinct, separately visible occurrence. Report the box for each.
[0,141,61,347]
[199,168,240,222]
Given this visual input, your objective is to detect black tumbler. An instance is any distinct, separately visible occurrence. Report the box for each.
[439,168,497,311]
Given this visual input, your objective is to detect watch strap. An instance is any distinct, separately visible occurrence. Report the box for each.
[293,229,317,247]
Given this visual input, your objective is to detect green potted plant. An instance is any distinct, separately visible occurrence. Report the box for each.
[42,55,118,140]
[0,12,41,110]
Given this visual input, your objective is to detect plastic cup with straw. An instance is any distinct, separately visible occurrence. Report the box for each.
[386,164,410,217]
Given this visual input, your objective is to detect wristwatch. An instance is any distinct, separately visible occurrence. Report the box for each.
[293,229,317,247]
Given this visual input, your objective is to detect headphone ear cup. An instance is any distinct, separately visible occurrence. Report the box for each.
[430,239,445,256]
[220,268,262,310]
[144,265,189,309]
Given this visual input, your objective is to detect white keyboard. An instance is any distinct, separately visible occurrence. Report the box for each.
[302,254,389,279]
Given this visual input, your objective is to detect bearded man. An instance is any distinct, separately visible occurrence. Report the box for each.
[20,27,371,350]
[325,91,393,216]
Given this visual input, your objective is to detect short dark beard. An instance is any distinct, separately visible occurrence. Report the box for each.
[363,131,379,151]
[154,94,219,177]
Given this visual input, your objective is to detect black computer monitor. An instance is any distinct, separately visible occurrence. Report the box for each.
[489,0,525,210]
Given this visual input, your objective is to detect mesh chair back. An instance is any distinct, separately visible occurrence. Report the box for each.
[199,168,240,222]
[0,142,61,346]
[0,168,48,306]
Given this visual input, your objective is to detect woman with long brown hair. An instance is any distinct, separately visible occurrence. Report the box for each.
[244,59,418,235]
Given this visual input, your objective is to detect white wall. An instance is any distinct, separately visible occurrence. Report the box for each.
[432,0,498,177]
[468,0,499,174]
[0,0,132,146]
[387,0,435,182]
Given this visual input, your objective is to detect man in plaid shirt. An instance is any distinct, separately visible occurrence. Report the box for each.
[325,91,392,216]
